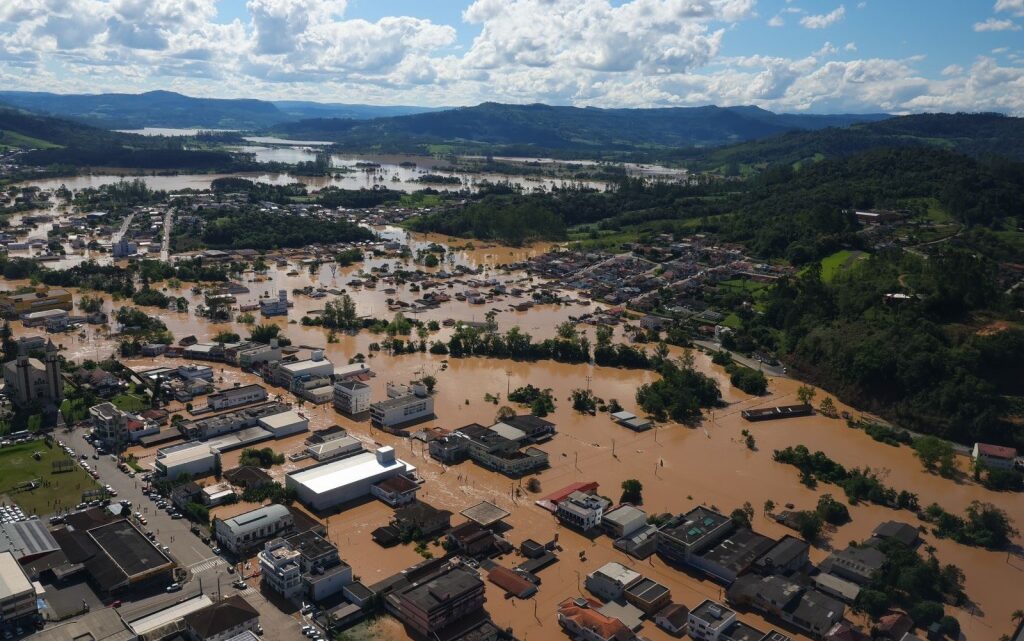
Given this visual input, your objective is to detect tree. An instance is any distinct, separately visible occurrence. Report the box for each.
[571,389,598,414]
[795,510,823,541]
[763,499,775,515]
[595,325,613,348]
[620,479,643,505]
[796,385,817,405]
[913,436,957,476]
[496,406,516,422]
[250,323,281,343]
[526,477,542,493]
[819,396,837,418]
[730,508,752,529]
[816,493,851,525]
[938,616,961,639]
[420,375,437,393]
[855,589,890,619]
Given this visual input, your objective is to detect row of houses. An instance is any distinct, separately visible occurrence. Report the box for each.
[427,415,555,477]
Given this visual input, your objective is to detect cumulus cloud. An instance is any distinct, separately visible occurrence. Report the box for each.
[800,5,846,29]
[0,0,1023,115]
[995,0,1024,17]
[974,18,1021,31]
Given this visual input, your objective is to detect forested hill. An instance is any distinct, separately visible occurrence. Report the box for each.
[268,102,889,153]
[0,90,441,129]
[0,106,248,171]
[689,112,1024,170]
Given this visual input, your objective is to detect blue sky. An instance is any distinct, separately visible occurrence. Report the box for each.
[1,0,1023,113]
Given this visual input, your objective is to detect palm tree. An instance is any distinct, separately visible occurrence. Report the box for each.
[1012,610,1024,625]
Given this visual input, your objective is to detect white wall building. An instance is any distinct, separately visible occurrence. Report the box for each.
[369,382,434,429]
[286,447,415,511]
[585,562,642,602]
[259,290,290,317]
[207,384,268,411]
[155,442,218,479]
[214,504,294,555]
[257,409,309,438]
[305,435,364,462]
[333,380,371,415]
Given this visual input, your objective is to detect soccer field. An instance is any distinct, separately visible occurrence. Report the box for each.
[0,440,101,516]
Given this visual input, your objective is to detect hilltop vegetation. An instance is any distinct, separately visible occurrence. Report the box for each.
[686,112,1024,171]
[269,102,887,156]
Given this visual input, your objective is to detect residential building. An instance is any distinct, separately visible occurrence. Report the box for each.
[656,507,734,567]
[214,504,295,555]
[972,442,1017,470]
[257,409,309,438]
[370,381,434,430]
[184,595,260,641]
[223,465,273,489]
[752,535,810,576]
[688,600,737,641]
[370,474,420,506]
[333,361,373,383]
[206,384,268,411]
[556,491,611,532]
[333,380,372,415]
[259,290,290,316]
[235,340,282,368]
[869,522,920,548]
[202,482,237,506]
[655,603,690,637]
[691,528,777,584]
[259,531,352,602]
[0,550,37,625]
[387,564,486,637]
[3,341,63,409]
[0,287,72,318]
[21,308,70,330]
[89,402,159,451]
[446,522,501,557]
[625,577,672,614]
[602,505,648,539]
[492,414,556,442]
[728,574,846,639]
[455,423,549,477]
[586,562,641,601]
[375,502,452,546]
[285,447,416,511]
[819,545,885,586]
[271,352,334,392]
[557,597,637,641]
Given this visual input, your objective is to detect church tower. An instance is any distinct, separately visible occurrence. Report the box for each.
[44,339,63,403]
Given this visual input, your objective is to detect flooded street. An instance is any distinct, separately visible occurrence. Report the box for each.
[4,230,1021,641]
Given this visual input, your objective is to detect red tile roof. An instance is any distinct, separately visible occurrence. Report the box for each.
[558,597,634,641]
[541,481,599,504]
[487,566,536,598]
[976,443,1017,459]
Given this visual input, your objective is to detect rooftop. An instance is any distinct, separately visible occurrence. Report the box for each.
[127,594,214,636]
[691,599,736,630]
[661,506,731,546]
[184,595,259,639]
[699,528,777,575]
[398,566,482,613]
[219,504,291,536]
[558,597,634,641]
[626,577,670,604]
[87,519,172,578]
[0,551,32,600]
[592,561,641,587]
[0,519,60,561]
[460,501,510,527]
[288,449,413,495]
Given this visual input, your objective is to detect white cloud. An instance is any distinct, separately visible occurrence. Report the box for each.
[995,0,1024,17]
[0,0,1023,115]
[768,15,784,27]
[974,18,1021,31]
[800,5,845,29]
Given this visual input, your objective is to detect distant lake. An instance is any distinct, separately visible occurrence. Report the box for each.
[242,136,333,146]
[116,127,238,136]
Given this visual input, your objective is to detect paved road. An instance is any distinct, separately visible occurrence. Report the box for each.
[160,209,172,262]
[58,427,306,640]
[693,339,789,378]
[111,213,134,246]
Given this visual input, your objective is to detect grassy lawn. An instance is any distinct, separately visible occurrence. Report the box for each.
[0,129,61,150]
[719,278,768,293]
[0,441,100,516]
[399,193,443,207]
[112,392,148,412]
[722,312,743,330]
[820,249,869,283]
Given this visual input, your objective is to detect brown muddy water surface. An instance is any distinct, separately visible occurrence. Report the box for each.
[7,232,1021,641]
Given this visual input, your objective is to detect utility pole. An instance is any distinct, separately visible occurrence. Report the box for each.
[585,375,592,392]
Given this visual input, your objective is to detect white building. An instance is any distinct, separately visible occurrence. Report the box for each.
[370,382,434,429]
[586,562,642,601]
[207,384,268,411]
[155,442,218,479]
[236,340,282,368]
[555,491,610,532]
[687,600,737,641]
[972,442,1017,470]
[0,551,37,625]
[333,380,371,415]
[286,447,416,511]
[257,410,309,438]
[177,364,214,381]
[259,290,289,317]
[214,504,294,555]
[273,351,334,391]
[258,531,351,602]
[333,361,373,382]
[305,435,363,462]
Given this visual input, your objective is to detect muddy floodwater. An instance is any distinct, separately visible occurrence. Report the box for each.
[6,231,1021,641]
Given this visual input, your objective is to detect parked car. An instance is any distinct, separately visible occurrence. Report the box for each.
[166,583,181,592]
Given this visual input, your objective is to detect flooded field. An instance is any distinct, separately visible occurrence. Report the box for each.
[4,230,1021,641]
